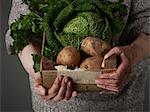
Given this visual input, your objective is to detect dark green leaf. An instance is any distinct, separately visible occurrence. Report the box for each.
[111,17,124,34]
[33,63,40,73]
[115,4,128,16]
[10,12,43,54]
[32,54,41,73]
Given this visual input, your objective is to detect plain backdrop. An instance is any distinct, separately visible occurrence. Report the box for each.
[0,0,149,111]
[1,0,33,111]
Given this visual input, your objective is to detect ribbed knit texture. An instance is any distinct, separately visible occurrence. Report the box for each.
[5,0,150,111]
[28,58,150,112]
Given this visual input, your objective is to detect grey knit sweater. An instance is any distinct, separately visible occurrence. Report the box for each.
[5,0,150,112]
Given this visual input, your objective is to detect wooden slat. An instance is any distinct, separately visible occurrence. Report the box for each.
[74,84,102,92]
[42,68,116,91]
[40,33,46,72]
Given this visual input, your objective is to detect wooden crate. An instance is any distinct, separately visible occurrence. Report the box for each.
[40,33,117,91]
[41,55,117,92]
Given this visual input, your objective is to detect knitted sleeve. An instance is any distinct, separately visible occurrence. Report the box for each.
[5,0,29,54]
[119,0,150,45]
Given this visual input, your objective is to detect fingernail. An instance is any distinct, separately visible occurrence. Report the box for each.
[63,99,67,101]
[58,76,62,81]
[97,84,102,88]
[68,81,71,86]
[65,77,68,83]
[104,55,108,60]
[74,91,77,97]
[99,75,104,78]
[101,60,105,68]
[99,90,106,95]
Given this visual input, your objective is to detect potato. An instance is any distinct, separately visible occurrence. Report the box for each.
[80,56,103,70]
[81,37,111,56]
[56,46,80,69]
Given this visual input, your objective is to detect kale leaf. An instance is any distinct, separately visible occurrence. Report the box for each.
[10,12,43,54]
[32,54,41,73]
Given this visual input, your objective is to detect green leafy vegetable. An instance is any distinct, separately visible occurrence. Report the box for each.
[43,44,62,62]
[111,17,125,34]
[42,1,68,61]
[75,2,99,13]
[55,33,84,50]
[32,54,41,72]
[54,5,74,30]
[101,17,112,43]
[63,16,89,36]
[10,12,43,54]
[77,12,104,37]
[10,0,127,72]
[22,0,50,16]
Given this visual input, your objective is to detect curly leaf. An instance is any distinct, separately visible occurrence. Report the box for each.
[32,54,41,73]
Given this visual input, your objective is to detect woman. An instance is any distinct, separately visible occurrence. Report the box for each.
[6,0,150,111]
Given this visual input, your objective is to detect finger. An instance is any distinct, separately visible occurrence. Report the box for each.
[104,47,123,60]
[114,52,130,82]
[34,82,46,96]
[116,52,129,75]
[65,81,73,100]
[101,48,129,80]
[99,90,117,95]
[52,76,69,101]
[33,72,42,82]
[95,78,120,87]
[98,72,120,80]
[63,90,77,101]
[101,47,123,68]
[97,84,120,92]
[33,72,46,96]
[47,75,63,100]
[71,91,78,97]
[101,47,130,86]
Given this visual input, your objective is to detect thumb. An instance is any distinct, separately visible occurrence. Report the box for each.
[34,82,46,96]
[33,72,42,82]
[33,72,46,96]
[101,47,123,68]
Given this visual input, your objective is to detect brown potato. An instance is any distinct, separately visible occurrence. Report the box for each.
[80,56,103,70]
[56,46,80,69]
[81,37,111,56]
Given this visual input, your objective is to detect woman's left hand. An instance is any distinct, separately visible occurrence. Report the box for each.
[95,46,132,92]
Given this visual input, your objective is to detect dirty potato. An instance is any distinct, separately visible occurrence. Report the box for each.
[80,56,103,70]
[56,46,80,69]
[81,37,111,56]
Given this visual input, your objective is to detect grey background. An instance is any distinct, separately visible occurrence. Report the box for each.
[1,0,33,111]
[0,0,149,111]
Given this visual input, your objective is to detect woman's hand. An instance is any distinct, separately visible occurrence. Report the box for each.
[95,46,132,92]
[18,42,77,101]
[33,57,77,101]
[34,73,77,101]
[34,57,77,101]
[95,33,150,93]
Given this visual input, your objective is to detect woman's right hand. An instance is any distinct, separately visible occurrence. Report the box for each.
[34,73,77,101]
[18,42,77,102]
[34,56,77,101]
